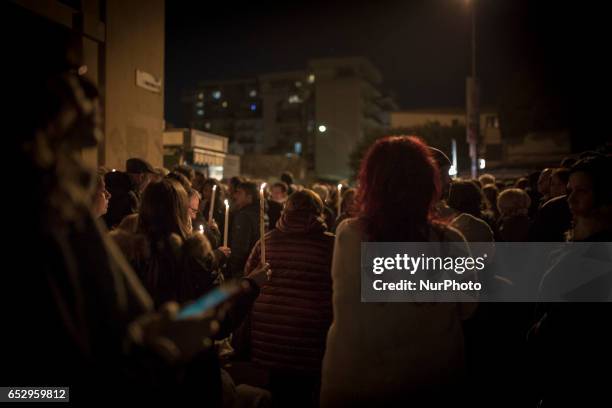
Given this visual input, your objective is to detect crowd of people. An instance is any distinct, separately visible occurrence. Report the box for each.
[7,39,612,408]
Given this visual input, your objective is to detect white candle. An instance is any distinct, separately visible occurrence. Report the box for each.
[208,185,217,223]
[337,183,342,216]
[223,199,229,247]
[259,183,267,265]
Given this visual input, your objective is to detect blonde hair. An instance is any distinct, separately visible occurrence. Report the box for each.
[497,188,531,217]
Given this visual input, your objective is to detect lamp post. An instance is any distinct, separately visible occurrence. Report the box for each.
[466,0,479,179]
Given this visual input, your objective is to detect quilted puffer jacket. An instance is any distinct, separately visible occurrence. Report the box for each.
[245,209,334,374]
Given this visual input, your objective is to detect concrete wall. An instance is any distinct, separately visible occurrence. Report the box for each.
[391,110,502,156]
[314,77,363,180]
[391,112,465,128]
[241,154,308,182]
[104,0,165,170]
[81,35,101,169]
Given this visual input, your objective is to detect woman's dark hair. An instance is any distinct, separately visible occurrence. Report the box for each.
[237,181,259,204]
[229,176,245,191]
[514,177,529,190]
[173,164,195,182]
[482,184,499,211]
[357,136,440,241]
[448,180,484,218]
[560,156,577,169]
[166,171,191,193]
[193,171,206,191]
[570,155,612,207]
[551,168,570,186]
[281,171,294,186]
[138,178,191,241]
[340,188,357,214]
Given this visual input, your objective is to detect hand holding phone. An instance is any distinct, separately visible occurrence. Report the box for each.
[176,281,245,320]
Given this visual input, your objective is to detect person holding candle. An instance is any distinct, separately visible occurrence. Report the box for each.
[188,185,231,271]
[245,189,334,407]
[202,178,226,236]
[110,178,218,307]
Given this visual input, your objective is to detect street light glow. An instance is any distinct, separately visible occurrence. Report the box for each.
[318,125,327,133]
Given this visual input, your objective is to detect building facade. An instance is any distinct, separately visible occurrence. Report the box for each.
[11,0,166,171]
[310,57,397,180]
[163,128,236,180]
[183,57,396,181]
[391,108,503,168]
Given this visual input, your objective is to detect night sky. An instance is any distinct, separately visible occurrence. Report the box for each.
[165,0,607,148]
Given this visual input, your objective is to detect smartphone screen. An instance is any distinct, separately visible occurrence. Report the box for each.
[177,286,233,320]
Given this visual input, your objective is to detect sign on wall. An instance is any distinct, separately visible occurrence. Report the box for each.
[136,69,162,94]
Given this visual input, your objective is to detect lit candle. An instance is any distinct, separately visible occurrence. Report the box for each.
[208,185,217,223]
[259,183,267,265]
[223,199,229,247]
[337,183,342,216]
[198,224,204,234]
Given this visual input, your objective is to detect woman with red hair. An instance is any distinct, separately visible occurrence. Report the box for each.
[320,136,476,406]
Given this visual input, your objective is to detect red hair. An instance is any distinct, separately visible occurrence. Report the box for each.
[357,136,441,241]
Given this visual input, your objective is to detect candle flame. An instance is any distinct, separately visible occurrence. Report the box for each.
[338,184,342,190]
[198,224,204,233]
[212,185,217,191]
[224,199,229,208]
[260,183,267,192]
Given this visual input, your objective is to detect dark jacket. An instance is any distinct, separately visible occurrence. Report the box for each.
[245,210,334,374]
[323,205,336,232]
[529,229,612,405]
[103,171,139,229]
[496,214,530,242]
[227,203,261,279]
[267,199,283,230]
[110,230,217,307]
[529,195,572,242]
[11,202,223,405]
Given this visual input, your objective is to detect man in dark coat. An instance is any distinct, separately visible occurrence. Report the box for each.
[227,181,261,279]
